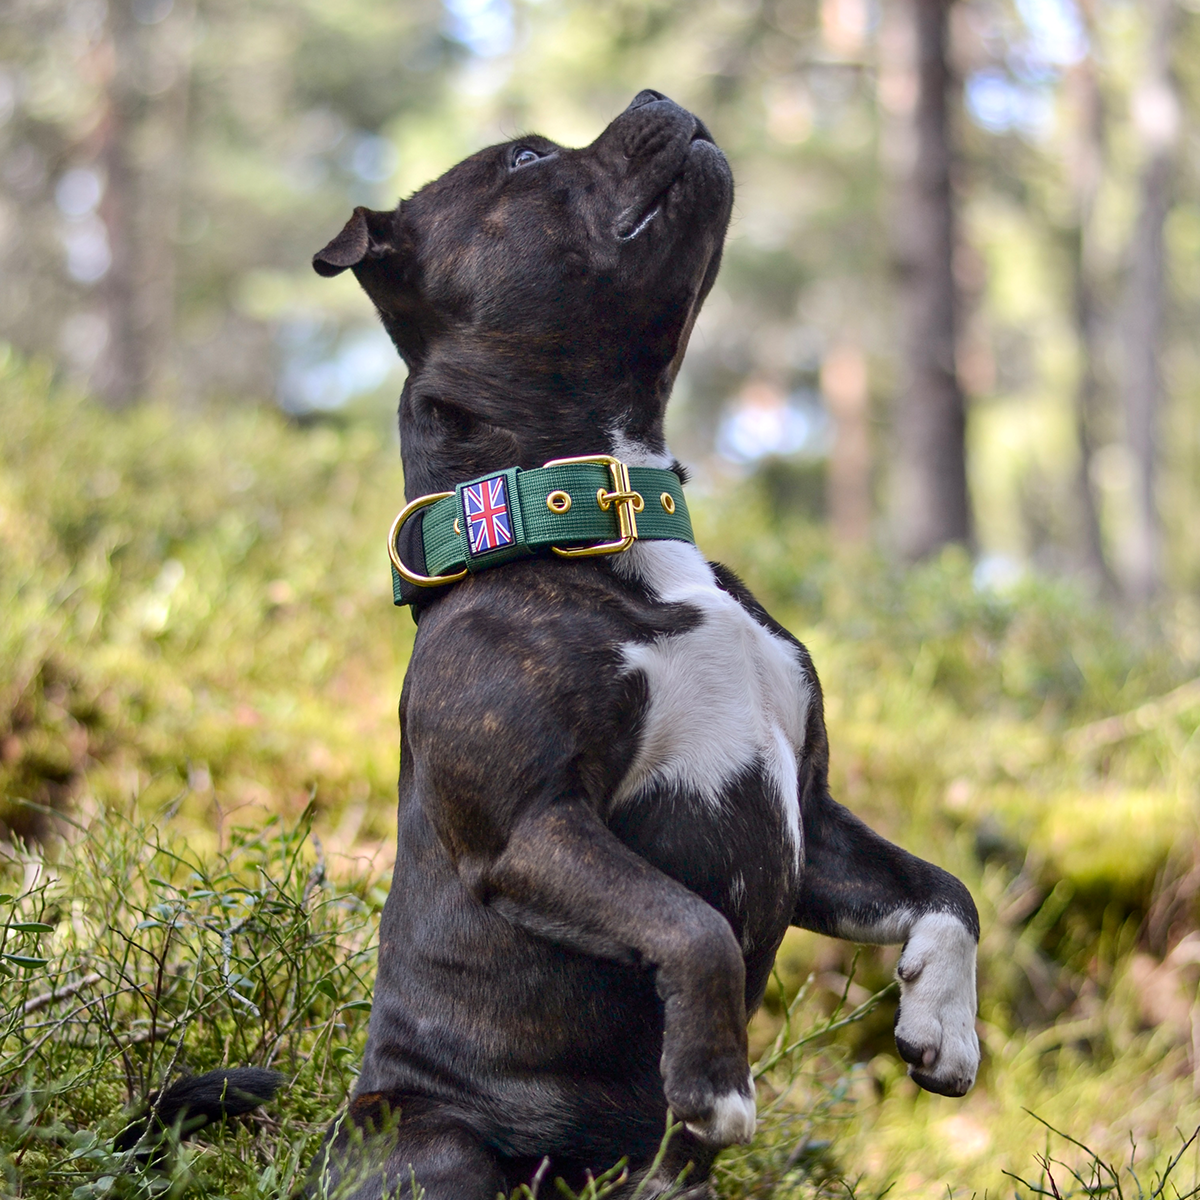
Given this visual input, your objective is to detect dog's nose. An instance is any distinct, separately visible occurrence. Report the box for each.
[627,89,669,111]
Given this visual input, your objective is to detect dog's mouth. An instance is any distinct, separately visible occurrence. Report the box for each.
[616,193,666,242]
[616,130,714,243]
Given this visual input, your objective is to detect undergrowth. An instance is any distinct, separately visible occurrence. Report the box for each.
[5,806,1200,1200]
[0,806,886,1200]
[0,804,379,1198]
[0,348,411,849]
[3,351,1200,1195]
[1003,1115,1200,1199]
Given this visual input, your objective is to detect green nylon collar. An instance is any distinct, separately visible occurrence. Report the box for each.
[389,460,694,607]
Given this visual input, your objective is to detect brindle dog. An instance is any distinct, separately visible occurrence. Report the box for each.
[304,90,980,1198]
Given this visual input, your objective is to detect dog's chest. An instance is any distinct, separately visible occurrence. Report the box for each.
[612,542,810,867]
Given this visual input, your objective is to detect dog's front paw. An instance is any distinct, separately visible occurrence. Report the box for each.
[667,1068,756,1147]
[893,912,979,1097]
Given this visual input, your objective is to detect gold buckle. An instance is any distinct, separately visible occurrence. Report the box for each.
[387,492,469,587]
[543,454,643,559]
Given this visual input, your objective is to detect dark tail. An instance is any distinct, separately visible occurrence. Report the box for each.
[114,1067,285,1154]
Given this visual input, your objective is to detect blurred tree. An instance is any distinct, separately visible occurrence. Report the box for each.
[0,0,458,404]
[4,0,1200,592]
[1121,0,1179,604]
[942,0,1199,596]
[886,0,972,561]
[1063,0,1114,591]
[95,0,194,406]
[822,340,872,544]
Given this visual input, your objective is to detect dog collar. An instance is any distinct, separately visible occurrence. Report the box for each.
[387,454,694,608]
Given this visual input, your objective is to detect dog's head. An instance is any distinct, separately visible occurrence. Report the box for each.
[314,90,733,495]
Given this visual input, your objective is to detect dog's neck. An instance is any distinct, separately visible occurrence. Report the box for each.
[397,358,674,498]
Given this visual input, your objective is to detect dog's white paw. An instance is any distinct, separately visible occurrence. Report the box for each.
[683,1076,756,1146]
[894,912,979,1097]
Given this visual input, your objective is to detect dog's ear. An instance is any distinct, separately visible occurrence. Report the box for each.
[312,206,398,277]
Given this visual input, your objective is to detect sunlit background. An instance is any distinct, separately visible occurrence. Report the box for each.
[4,1,1200,1196]
[5,0,1200,594]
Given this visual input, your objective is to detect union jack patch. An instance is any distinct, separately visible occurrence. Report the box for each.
[463,475,514,556]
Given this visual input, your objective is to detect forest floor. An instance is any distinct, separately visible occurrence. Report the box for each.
[4,351,1200,1198]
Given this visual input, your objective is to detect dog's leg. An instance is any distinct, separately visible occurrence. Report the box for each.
[305,1093,507,1200]
[474,799,756,1148]
[793,791,980,1096]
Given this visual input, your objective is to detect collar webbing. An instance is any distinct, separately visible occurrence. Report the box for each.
[388,456,694,608]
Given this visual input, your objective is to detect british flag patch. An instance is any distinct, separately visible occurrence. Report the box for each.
[463,475,514,556]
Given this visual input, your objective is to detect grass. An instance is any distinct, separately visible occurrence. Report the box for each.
[0,804,378,1199]
[2,348,1200,1196]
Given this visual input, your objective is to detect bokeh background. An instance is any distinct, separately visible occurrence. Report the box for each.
[3,0,1200,1196]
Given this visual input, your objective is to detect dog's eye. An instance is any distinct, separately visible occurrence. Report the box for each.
[511,147,542,169]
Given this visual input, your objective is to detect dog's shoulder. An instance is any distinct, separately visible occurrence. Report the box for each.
[611,538,815,677]
[401,562,666,793]
[408,557,691,669]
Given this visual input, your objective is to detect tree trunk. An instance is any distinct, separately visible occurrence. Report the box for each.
[96,0,142,407]
[1064,17,1116,593]
[1121,0,1178,604]
[887,0,971,562]
[95,0,192,407]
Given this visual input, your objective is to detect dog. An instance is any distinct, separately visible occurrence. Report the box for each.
[301,90,980,1198]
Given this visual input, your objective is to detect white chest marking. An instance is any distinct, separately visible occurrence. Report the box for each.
[611,539,810,863]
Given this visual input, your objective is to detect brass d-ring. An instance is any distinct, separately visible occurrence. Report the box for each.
[546,490,572,514]
[387,492,468,587]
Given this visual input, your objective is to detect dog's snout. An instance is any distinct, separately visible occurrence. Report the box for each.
[627,89,669,111]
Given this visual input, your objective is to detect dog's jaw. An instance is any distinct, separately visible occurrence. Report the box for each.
[614,135,725,244]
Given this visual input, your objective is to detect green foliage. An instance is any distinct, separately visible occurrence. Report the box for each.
[0,348,413,845]
[0,799,887,1200]
[0,804,379,1198]
[2,352,1200,1196]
